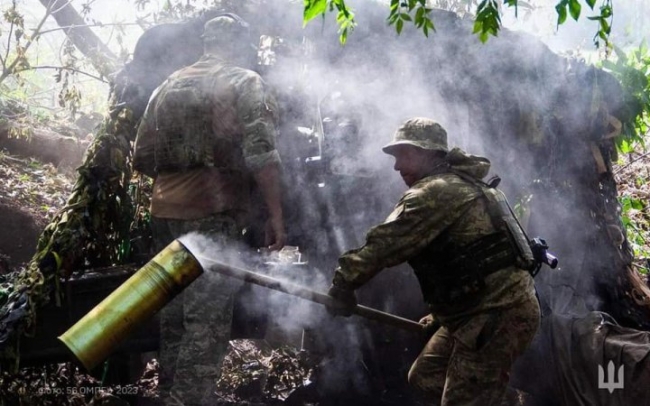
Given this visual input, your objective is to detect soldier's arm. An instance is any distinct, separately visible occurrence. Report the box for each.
[133,89,162,178]
[333,182,475,290]
[253,163,284,250]
[236,73,285,250]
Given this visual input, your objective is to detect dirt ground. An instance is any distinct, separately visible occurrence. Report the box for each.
[0,152,75,269]
[0,339,318,406]
[0,203,43,269]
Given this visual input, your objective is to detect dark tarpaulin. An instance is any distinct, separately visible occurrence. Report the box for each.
[512,283,650,406]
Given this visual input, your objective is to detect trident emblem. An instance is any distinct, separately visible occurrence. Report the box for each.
[598,360,624,393]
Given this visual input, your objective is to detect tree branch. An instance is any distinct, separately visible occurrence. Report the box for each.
[614,151,650,174]
[38,0,119,79]
[38,22,143,36]
[0,0,53,84]
[27,65,108,83]
[4,1,15,69]
[50,0,74,15]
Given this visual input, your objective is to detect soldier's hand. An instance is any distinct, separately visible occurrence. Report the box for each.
[326,284,357,317]
[265,216,286,251]
[419,313,440,336]
[418,314,434,325]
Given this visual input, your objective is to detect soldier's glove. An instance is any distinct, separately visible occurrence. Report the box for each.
[326,284,357,317]
[419,313,441,337]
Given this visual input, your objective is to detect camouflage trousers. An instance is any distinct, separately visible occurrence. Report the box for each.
[151,214,244,406]
[408,294,540,406]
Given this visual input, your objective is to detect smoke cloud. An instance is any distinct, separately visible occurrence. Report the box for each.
[121,0,645,401]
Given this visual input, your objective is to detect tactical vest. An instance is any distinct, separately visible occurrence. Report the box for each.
[153,74,213,172]
[410,170,534,309]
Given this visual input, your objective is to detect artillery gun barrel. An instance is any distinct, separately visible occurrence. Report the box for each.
[202,257,425,333]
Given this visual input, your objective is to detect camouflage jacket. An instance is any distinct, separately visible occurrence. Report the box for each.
[134,54,281,220]
[333,148,536,326]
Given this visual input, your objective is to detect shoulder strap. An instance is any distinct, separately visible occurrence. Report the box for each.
[447,168,536,271]
[447,168,532,241]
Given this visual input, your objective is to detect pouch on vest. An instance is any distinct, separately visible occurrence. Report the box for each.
[483,187,536,271]
[153,75,212,172]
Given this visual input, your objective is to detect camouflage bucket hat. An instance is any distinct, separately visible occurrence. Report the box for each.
[202,14,251,44]
[382,117,448,155]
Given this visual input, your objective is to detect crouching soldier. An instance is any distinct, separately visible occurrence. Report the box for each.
[327,117,540,406]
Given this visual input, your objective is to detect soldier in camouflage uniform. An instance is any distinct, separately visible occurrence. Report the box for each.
[327,117,540,405]
[133,15,285,406]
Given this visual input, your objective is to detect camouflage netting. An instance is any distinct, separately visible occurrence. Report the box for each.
[0,1,649,395]
[0,83,149,363]
[0,7,222,369]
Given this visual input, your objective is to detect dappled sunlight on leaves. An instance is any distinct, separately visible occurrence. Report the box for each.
[0,153,75,227]
[615,148,650,276]
[216,339,315,404]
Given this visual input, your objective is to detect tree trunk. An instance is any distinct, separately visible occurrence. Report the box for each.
[38,0,118,79]
[0,124,89,169]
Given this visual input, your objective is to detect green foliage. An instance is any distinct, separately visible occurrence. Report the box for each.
[303,0,613,45]
[586,0,613,49]
[304,0,328,22]
[620,195,645,212]
[387,0,435,37]
[555,0,582,25]
[1,2,29,78]
[600,43,650,148]
[303,0,356,43]
[0,0,118,121]
[600,44,650,275]
[473,0,502,43]
[619,196,649,273]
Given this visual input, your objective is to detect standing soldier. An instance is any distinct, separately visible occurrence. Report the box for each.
[327,117,540,405]
[133,14,285,406]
